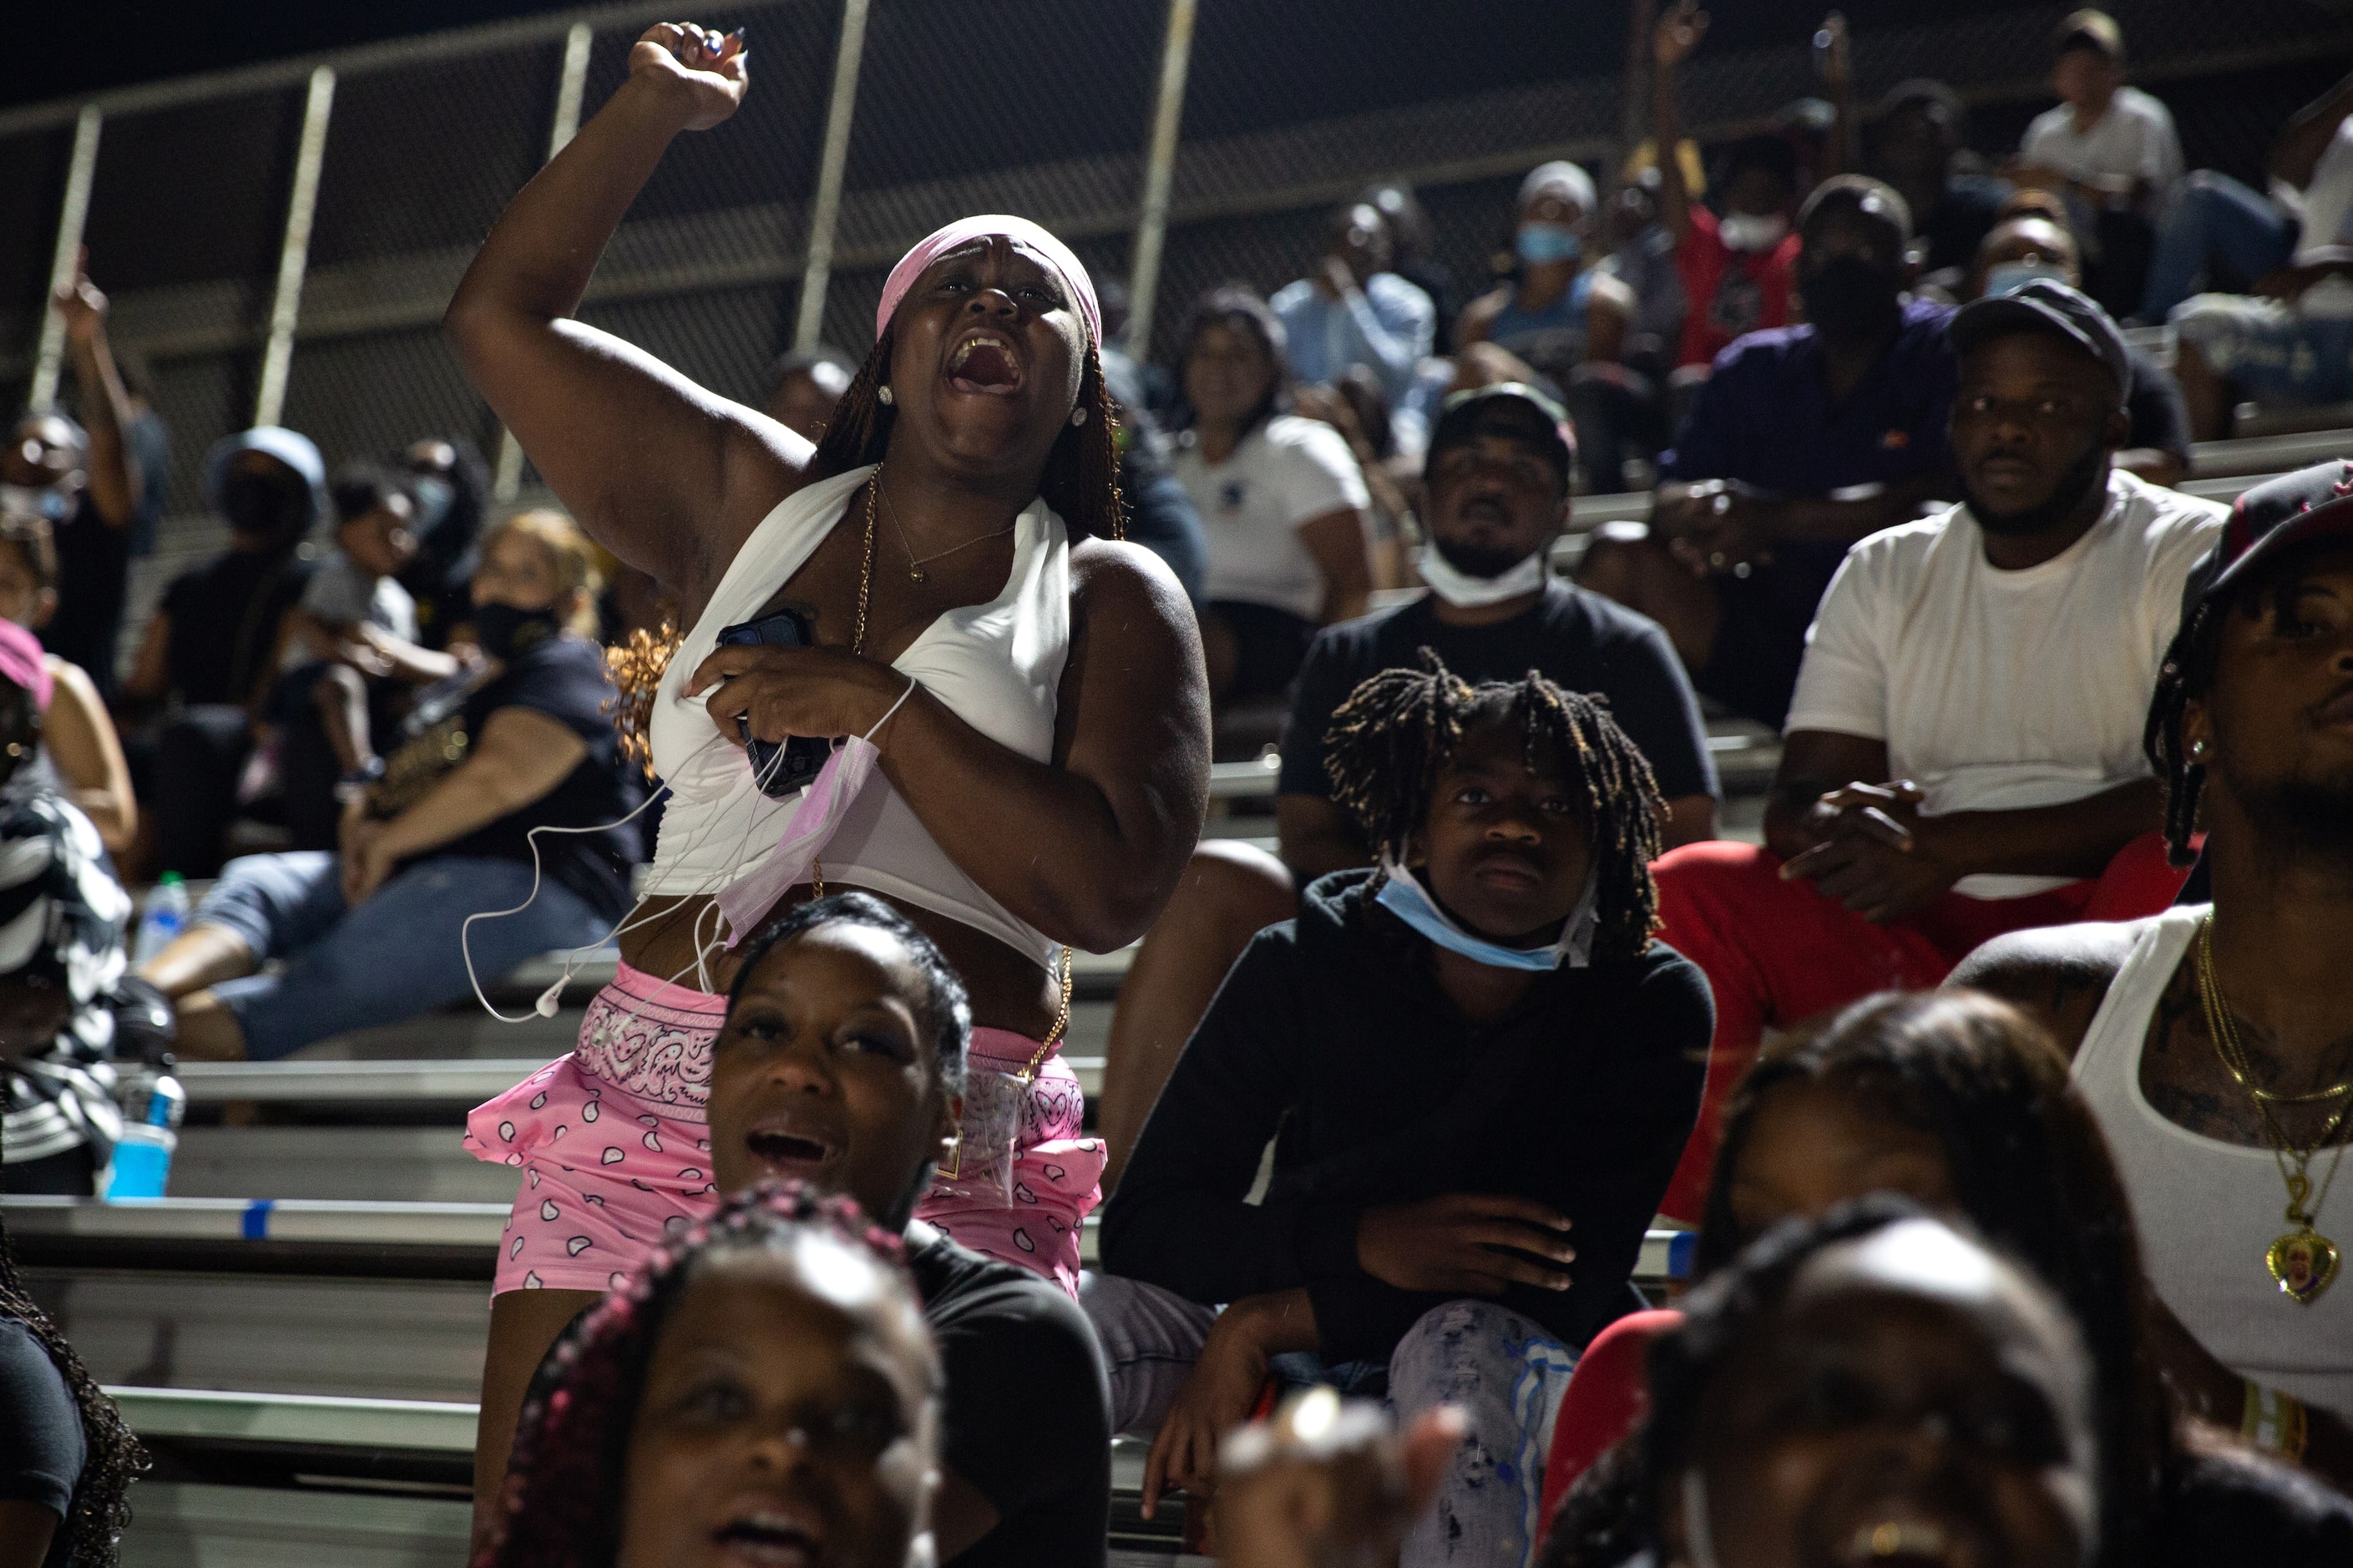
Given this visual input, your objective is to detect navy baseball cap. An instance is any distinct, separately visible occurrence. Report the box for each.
[2183,458,2353,615]
[1950,278,2132,399]
[1427,382,1576,489]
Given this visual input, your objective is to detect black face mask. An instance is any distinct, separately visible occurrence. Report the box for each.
[1965,436,2111,538]
[473,601,561,661]
[220,470,308,544]
[1799,254,1904,345]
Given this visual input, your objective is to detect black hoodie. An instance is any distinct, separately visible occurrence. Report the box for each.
[1101,869,1711,1364]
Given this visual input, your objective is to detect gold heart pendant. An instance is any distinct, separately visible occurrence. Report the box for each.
[2266,1229,2341,1305]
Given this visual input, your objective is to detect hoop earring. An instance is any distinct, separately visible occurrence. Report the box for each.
[1070,405,1087,426]
[878,385,894,406]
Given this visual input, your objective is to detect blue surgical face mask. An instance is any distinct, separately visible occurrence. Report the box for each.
[1516,221,1583,268]
[1985,259,2072,298]
[1373,861,1598,972]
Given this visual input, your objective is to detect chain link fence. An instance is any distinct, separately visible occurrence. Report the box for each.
[0,0,2347,671]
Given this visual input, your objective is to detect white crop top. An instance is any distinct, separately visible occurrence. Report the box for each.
[645,464,1070,969]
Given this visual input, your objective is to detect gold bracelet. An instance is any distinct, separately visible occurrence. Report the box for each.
[2242,1382,2310,1464]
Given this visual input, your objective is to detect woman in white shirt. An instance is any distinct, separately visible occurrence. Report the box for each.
[1170,288,1374,707]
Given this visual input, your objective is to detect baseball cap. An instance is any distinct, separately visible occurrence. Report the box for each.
[2182,458,2353,615]
[1950,278,2131,398]
[1427,383,1576,489]
[2057,9,2123,59]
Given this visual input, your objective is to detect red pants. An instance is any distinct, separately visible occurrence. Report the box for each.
[1651,831,2189,1221]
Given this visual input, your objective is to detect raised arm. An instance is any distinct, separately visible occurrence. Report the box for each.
[54,260,141,530]
[443,24,800,602]
[1651,3,1707,244]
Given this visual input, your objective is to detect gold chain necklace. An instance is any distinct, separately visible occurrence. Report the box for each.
[812,476,882,902]
[879,473,1015,584]
[2194,915,2350,1304]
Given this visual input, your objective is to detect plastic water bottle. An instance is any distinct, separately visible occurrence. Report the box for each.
[132,874,189,966]
[104,1064,186,1201]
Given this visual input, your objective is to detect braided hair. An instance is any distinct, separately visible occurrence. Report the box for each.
[811,328,1126,544]
[1322,651,1665,959]
[2142,551,2326,867]
[477,1181,932,1568]
[0,1123,148,1565]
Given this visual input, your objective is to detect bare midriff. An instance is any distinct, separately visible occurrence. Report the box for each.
[620,888,1061,1037]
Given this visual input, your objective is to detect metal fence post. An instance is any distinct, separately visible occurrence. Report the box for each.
[28,104,103,412]
[496,22,597,503]
[254,66,337,429]
[1125,0,1198,357]
[793,0,873,353]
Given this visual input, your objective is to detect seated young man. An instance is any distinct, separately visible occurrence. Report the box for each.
[685,893,1109,1568]
[1576,176,1959,730]
[1957,459,2353,1464]
[1650,280,2222,1218]
[1092,660,1710,1568]
[1096,383,1717,1185]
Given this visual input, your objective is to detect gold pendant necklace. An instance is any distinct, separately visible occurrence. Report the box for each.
[2195,916,2351,1305]
[878,473,1015,583]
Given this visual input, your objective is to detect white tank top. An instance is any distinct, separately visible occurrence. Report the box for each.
[643,465,1070,969]
[2072,903,2353,1419]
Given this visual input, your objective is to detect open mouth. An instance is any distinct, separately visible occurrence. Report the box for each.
[1835,1518,1955,1566]
[744,1128,834,1175]
[947,331,1025,396]
[715,1511,820,1567]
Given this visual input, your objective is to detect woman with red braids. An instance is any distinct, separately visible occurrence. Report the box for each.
[445,16,1206,1535]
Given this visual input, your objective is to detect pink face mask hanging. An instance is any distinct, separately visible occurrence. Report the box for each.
[713,678,917,946]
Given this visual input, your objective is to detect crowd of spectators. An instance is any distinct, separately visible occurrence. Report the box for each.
[8,8,2353,1568]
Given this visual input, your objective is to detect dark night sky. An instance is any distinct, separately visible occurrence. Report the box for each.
[4,3,587,111]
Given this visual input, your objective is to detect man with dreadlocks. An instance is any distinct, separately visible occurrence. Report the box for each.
[1646,280,2219,1222]
[1096,655,1708,1568]
[1958,458,2353,1473]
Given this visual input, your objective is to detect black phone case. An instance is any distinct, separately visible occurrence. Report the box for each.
[714,609,837,798]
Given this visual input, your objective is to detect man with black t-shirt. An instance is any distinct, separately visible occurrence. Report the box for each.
[1096,383,1716,1186]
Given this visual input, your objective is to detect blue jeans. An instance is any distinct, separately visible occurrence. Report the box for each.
[2139,170,2299,323]
[200,852,611,1060]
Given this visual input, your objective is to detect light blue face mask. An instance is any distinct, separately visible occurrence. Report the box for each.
[1374,861,1598,972]
[1985,259,2072,298]
[1516,221,1583,268]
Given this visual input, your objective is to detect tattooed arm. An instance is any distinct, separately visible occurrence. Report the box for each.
[1946,921,2142,1060]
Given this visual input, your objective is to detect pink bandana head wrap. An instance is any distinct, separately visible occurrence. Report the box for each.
[0,620,51,711]
[876,215,1101,348]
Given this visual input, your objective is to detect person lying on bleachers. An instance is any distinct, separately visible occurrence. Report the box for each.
[1551,1203,2108,1568]
[134,511,643,1063]
[477,1181,946,1568]
[1092,659,1708,1568]
[115,426,324,881]
[1956,458,2353,1469]
[1541,992,2353,1567]
[689,895,1108,1568]
[0,1108,147,1565]
[1171,286,1375,711]
[0,625,136,1201]
[0,513,136,858]
[1648,280,2220,1220]
[1970,213,2192,487]
[2138,68,2353,326]
[1096,384,1717,1186]
[1576,175,1956,731]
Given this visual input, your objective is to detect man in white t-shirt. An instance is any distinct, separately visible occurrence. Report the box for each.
[1644,279,2224,1218]
[2010,10,2181,317]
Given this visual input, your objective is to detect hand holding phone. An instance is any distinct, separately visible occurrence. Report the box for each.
[713,609,840,797]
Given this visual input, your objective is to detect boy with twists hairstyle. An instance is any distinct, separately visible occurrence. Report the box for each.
[1097,655,1708,1568]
